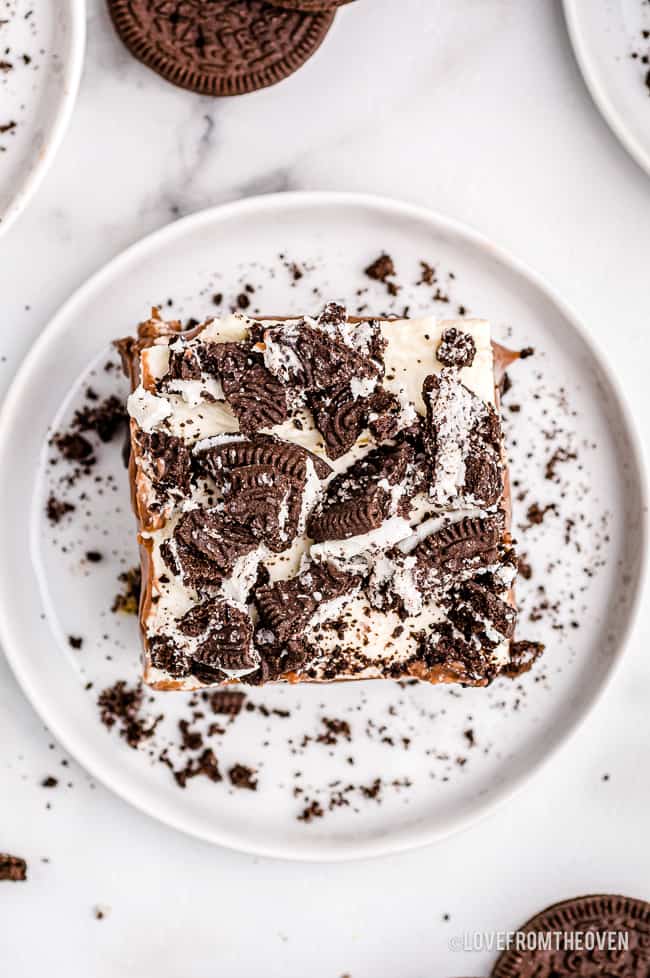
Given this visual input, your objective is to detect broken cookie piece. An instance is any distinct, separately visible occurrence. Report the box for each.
[0,854,27,882]
[117,306,522,689]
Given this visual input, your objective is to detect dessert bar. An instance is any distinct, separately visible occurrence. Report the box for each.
[117,304,520,689]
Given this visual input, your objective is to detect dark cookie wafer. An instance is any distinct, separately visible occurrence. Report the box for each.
[209,342,289,435]
[166,508,259,589]
[492,894,650,977]
[417,515,503,573]
[256,561,359,644]
[179,598,255,672]
[107,1,336,97]
[308,488,387,542]
[195,434,332,482]
[308,384,369,460]
[271,0,351,10]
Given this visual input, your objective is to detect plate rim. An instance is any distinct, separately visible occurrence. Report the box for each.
[563,0,650,178]
[0,0,87,238]
[0,191,648,862]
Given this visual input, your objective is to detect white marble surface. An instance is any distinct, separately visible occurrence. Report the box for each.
[1,1,650,975]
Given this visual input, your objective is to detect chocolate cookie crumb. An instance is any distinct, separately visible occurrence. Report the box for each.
[98,681,161,749]
[364,252,399,294]
[519,346,535,359]
[518,555,532,580]
[502,640,545,678]
[360,778,382,800]
[73,395,127,444]
[55,432,95,463]
[164,748,222,788]
[298,799,324,822]
[179,719,203,751]
[316,717,352,745]
[68,635,83,650]
[417,261,435,285]
[41,776,58,788]
[111,567,141,614]
[545,447,577,482]
[46,495,75,525]
[0,855,27,882]
[525,502,556,527]
[228,764,258,791]
[209,690,246,716]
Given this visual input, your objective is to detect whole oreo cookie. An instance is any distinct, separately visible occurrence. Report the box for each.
[492,894,650,977]
[107,1,336,96]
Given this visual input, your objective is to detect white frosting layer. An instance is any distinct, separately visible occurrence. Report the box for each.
[310,517,412,571]
[128,385,172,432]
[381,317,495,412]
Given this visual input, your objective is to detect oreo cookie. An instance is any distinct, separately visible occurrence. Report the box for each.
[208,342,289,435]
[308,384,370,460]
[166,507,259,589]
[271,1,350,10]
[308,487,388,542]
[492,895,650,977]
[194,434,332,483]
[179,598,256,672]
[256,560,359,644]
[107,1,336,96]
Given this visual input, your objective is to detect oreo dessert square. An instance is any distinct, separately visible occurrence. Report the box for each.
[117,304,521,690]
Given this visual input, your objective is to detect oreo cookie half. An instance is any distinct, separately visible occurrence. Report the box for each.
[107,0,336,96]
[492,894,650,977]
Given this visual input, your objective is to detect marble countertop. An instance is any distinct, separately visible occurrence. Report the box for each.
[1,1,650,975]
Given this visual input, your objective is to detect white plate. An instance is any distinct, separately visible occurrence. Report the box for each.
[0,0,85,237]
[0,192,646,861]
[564,0,650,176]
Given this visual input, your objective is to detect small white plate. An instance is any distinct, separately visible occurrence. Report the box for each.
[0,0,85,237]
[564,0,650,176]
[0,193,646,861]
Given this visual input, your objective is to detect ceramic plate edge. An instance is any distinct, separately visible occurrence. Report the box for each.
[0,0,87,238]
[563,0,650,178]
[0,192,647,861]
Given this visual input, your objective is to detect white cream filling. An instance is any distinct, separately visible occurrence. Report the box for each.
[142,344,171,383]
[127,385,172,432]
[220,547,268,607]
[164,377,224,407]
[143,521,261,678]
[258,324,303,384]
[381,316,495,412]
[310,517,413,572]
